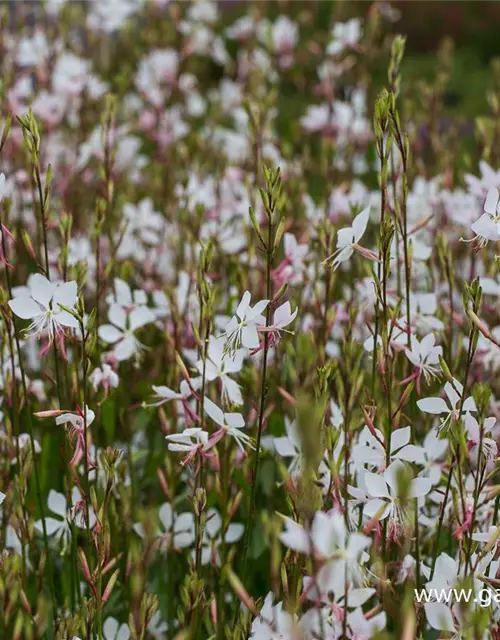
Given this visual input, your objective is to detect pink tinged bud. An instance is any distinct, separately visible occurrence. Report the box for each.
[210,597,217,624]
[157,468,171,499]
[34,409,65,418]
[102,568,120,604]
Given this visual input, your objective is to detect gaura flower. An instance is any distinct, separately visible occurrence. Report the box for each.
[8,274,79,341]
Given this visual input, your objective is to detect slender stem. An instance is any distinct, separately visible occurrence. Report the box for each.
[241,212,274,587]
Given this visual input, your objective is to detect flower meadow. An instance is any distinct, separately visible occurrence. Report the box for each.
[3,1,500,639]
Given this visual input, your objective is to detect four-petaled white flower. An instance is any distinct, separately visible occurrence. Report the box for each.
[363,460,431,540]
[9,274,79,340]
[464,414,497,464]
[405,333,442,384]
[222,291,269,352]
[417,378,477,432]
[204,397,253,451]
[195,337,245,406]
[325,208,373,270]
[280,510,372,593]
[98,304,155,361]
[133,502,195,550]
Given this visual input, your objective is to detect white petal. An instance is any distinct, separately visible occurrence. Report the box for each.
[484,187,499,215]
[225,523,244,543]
[129,306,155,331]
[8,296,42,320]
[114,336,137,361]
[53,281,78,308]
[108,304,127,330]
[352,207,370,242]
[410,477,431,498]
[48,490,67,517]
[424,602,455,632]
[273,437,296,457]
[158,503,173,531]
[390,426,411,453]
[98,324,123,344]
[241,324,260,349]
[204,398,225,427]
[236,291,251,318]
[417,397,449,414]
[279,517,311,553]
[363,472,389,498]
[224,412,245,429]
[55,310,80,329]
[30,274,55,308]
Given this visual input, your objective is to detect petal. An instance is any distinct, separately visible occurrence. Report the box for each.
[8,296,42,320]
[444,380,462,407]
[225,523,244,543]
[55,310,80,329]
[204,398,225,427]
[113,278,133,305]
[236,291,251,318]
[384,460,405,493]
[363,472,389,498]
[30,274,56,308]
[158,503,173,531]
[463,397,477,412]
[205,509,222,538]
[410,477,431,498]
[363,498,389,520]
[53,281,78,307]
[224,412,245,429]
[241,324,260,349]
[352,207,370,242]
[424,603,455,632]
[484,187,499,215]
[103,618,118,640]
[98,324,123,344]
[48,490,67,517]
[395,445,426,465]
[416,397,449,414]
[471,214,499,241]
[38,517,63,536]
[390,426,411,453]
[280,517,311,553]
[129,306,155,331]
[114,336,137,361]
[273,436,296,457]
[108,304,127,330]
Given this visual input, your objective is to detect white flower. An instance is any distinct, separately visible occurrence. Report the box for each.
[166,427,208,453]
[465,414,497,463]
[90,364,119,393]
[195,337,245,406]
[204,397,253,451]
[405,333,442,382]
[222,291,269,352]
[363,460,431,538]
[133,502,195,550]
[327,19,362,56]
[417,378,477,431]
[34,488,96,548]
[325,208,371,270]
[103,617,130,640]
[273,417,303,476]
[105,278,147,309]
[98,304,155,361]
[352,425,425,469]
[199,508,244,565]
[271,302,298,334]
[250,592,298,639]
[280,510,371,592]
[8,274,79,340]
